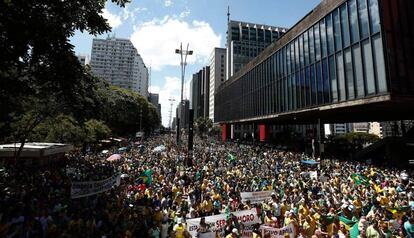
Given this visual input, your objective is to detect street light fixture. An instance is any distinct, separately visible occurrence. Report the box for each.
[175,43,193,145]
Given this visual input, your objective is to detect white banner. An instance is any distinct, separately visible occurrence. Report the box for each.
[310,171,318,180]
[240,191,273,204]
[260,224,295,238]
[71,174,121,199]
[186,209,260,238]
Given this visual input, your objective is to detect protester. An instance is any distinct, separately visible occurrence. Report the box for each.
[0,135,413,238]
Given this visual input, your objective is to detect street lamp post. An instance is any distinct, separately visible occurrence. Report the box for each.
[175,43,193,145]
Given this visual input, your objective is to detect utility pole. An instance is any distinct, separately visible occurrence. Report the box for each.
[168,98,176,130]
[175,43,193,145]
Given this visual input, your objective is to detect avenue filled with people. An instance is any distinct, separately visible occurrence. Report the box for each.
[0,135,413,238]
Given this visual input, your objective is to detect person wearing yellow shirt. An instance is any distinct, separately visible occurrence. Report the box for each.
[152,207,163,227]
[201,180,208,191]
[173,218,186,238]
[172,184,181,198]
[202,196,214,216]
[212,189,222,202]
[303,216,315,238]
[145,187,154,198]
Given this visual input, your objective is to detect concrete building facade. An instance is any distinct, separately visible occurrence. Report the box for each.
[148,93,162,122]
[226,20,288,80]
[90,37,148,97]
[177,100,190,130]
[190,66,210,119]
[209,48,227,122]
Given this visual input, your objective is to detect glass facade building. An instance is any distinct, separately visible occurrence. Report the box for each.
[216,0,414,123]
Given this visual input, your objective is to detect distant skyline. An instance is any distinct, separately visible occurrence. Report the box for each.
[70,0,321,127]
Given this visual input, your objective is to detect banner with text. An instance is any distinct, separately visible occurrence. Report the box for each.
[240,191,273,204]
[186,208,260,238]
[260,224,295,238]
[71,174,121,199]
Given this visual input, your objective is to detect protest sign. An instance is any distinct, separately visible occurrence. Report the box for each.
[240,191,273,204]
[260,224,295,238]
[71,173,121,199]
[186,208,260,238]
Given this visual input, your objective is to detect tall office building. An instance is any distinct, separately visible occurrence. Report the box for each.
[148,93,162,122]
[226,20,288,80]
[190,67,210,119]
[90,37,148,97]
[177,100,190,130]
[209,48,226,122]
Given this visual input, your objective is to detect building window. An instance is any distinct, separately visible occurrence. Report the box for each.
[305,66,311,106]
[344,48,355,99]
[372,35,387,93]
[336,52,346,101]
[368,0,381,34]
[349,0,360,44]
[314,24,321,61]
[326,14,335,55]
[320,19,327,58]
[304,31,309,66]
[316,62,323,104]
[340,4,351,48]
[309,28,315,64]
[358,0,369,39]
[310,64,316,105]
[333,10,342,51]
[352,44,365,98]
[322,58,330,103]
[361,39,376,94]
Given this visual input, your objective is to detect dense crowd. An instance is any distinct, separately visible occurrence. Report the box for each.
[0,135,413,238]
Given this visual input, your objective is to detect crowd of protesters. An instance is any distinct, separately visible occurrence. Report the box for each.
[0,135,413,238]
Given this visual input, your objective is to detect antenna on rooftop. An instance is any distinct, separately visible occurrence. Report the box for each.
[227,5,230,24]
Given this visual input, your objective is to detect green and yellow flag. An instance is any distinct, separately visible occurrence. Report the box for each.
[386,206,411,220]
[138,169,153,185]
[351,173,371,187]
[339,215,357,230]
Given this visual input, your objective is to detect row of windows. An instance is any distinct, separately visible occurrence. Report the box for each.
[231,26,285,43]
[216,0,388,122]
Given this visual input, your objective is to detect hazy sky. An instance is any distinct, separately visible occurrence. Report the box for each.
[71,0,321,127]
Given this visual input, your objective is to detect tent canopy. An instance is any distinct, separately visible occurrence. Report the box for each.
[106,154,121,162]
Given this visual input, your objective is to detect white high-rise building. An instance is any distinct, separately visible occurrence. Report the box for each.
[209,48,226,122]
[90,37,148,97]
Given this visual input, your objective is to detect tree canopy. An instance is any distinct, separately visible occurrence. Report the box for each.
[0,0,160,150]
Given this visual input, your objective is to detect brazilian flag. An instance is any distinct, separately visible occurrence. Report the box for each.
[227,153,236,162]
[386,206,411,220]
[351,173,371,187]
[138,169,153,185]
[339,216,357,230]
[350,222,360,238]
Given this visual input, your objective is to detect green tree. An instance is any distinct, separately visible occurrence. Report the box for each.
[84,119,112,144]
[0,0,130,156]
[195,117,213,137]
[44,114,85,145]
